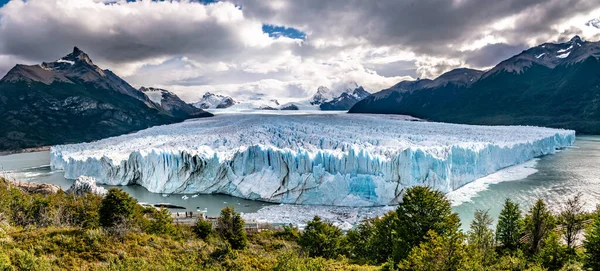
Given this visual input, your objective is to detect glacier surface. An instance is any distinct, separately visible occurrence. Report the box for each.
[50,114,575,206]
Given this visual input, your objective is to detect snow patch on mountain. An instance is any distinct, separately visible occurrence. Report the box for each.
[141,88,165,105]
[557,52,571,59]
[51,114,575,206]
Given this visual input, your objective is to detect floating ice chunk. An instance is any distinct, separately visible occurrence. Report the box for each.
[50,114,576,207]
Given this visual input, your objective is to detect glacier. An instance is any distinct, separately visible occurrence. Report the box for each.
[50,113,575,206]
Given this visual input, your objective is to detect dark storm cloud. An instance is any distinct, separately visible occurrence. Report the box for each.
[238,0,598,57]
[465,43,528,68]
[364,60,417,78]
[0,0,275,67]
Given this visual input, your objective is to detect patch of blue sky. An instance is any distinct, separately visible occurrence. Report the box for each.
[262,24,306,40]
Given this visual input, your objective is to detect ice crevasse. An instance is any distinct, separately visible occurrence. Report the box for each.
[50,114,575,206]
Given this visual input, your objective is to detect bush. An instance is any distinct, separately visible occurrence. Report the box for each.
[146,208,176,235]
[584,211,600,270]
[275,225,300,242]
[10,249,51,271]
[298,216,343,259]
[99,188,137,229]
[194,217,213,240]
[0,252,11,271]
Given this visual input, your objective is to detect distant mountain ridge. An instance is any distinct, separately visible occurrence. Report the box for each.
[0,47,211,151]
[350,36,600,134]
[194,82,370,111]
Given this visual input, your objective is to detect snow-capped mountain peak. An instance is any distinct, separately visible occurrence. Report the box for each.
[310,86,333,105]
[483,35,600,78]
[310,82,370,110]
[192,92,237,109]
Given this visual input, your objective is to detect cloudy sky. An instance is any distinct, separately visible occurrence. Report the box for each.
[0,0,599,102]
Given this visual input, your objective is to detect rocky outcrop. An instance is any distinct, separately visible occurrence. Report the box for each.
[9,180,60,195]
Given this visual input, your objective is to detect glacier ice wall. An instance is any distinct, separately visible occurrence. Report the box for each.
[50,114,575,206]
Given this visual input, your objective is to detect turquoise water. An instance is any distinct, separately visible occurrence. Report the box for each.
[2,136,599,227]
[453,136,600,230]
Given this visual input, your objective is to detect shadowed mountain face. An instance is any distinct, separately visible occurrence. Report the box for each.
[0,47,212,151]
[350,36,600,134]
[139,87,210,119]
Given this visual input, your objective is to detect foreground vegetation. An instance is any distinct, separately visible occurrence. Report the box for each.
[1,178,600,270]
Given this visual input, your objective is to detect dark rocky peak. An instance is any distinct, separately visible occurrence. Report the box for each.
[61,46,95,66]
[570,35,583,44]
[351,86,370,98]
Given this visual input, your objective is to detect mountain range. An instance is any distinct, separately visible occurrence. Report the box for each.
[0,47,211,151]
[350,36,600,134]
[192,82,370,111]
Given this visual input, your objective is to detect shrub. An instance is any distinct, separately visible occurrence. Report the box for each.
[194,217,213,240]
[99,188,137,229]
[275,225,300,242]
[584,211,600,270]
[146,208,175,235]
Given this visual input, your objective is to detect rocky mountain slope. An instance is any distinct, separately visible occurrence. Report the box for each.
[350,36,600,133]
[140,87,209,118]
[0,47,211,151]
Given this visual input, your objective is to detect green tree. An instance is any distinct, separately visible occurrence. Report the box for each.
[584,211,600,270]
[537,231,567,270]
[193,217,213,240]
[524,199,555,255]
[559,193,585,250]
[146,208,175,235]
[347,212,397,264]
[298,216,343,259]
[346,217,376,262]
[216,206,247,250]
[468,209,496,265]
[399,229,468,271]
[496,198,523,251]
[393,186,459,263]
[99,188,137,228]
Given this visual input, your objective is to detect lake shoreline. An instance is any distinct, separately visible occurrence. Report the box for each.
[0,146,51,156]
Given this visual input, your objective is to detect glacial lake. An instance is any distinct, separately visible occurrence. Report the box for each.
[1,135,599,229]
